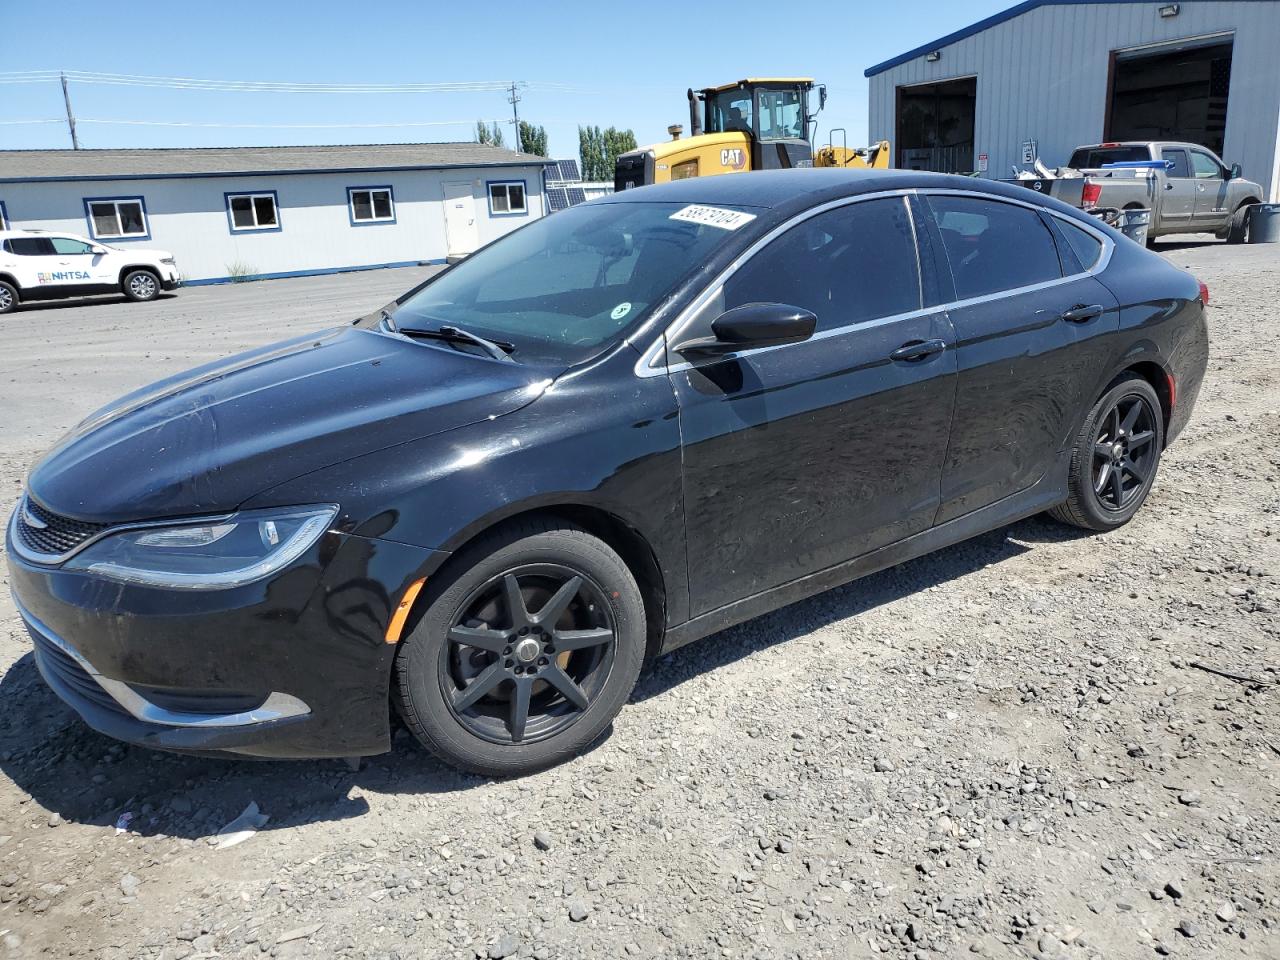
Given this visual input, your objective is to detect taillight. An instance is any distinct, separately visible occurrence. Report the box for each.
[1198,280,1210,306]
[1081,182,1102,207]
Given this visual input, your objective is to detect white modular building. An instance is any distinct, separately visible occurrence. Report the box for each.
[0,142,552,284]
[866,0,1280,200]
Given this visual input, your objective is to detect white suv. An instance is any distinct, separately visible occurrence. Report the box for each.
[0,229,181,314]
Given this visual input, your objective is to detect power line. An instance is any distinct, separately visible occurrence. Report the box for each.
[75,118,503,129]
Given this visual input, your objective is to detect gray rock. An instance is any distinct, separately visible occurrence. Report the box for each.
[1177,920,1199,938]
[119,874,140,897]
[488,934,520,959]
[873,758,895,773]
[533,830,553,851]
[568,901,590,922]
[1164,880,1185,900]
[1216,902,1236,923]
[1177,790,1201,806]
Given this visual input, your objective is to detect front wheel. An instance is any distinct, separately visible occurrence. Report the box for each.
[394,519,645,776]
[1049,375,1164,531]
[1225,204,1252,244]
[0,281,17,315]
[122,269,160,302]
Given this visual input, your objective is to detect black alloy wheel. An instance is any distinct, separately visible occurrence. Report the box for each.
[442,564,616,745]
[1091,394,1157,511]
[1050,374,1164,531]
[395,519,645,776]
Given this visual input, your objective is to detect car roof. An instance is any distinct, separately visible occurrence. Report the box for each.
[599,168,1091,222]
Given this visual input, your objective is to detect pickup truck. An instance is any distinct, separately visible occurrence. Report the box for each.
[1009,141,1263,243]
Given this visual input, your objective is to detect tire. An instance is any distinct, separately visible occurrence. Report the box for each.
[122,269,160,302]
[394,518,645,776]
[1225,203,1253,244]
[1049,374,1164,531]
[0,281,17,315]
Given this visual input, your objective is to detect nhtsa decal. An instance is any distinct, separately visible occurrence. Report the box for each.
[38,271,92,283]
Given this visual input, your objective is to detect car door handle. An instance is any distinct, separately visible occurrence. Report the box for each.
[889,339,947,362]
[1061,304,1104,324]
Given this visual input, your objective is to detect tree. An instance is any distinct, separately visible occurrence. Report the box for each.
[475,120,505,148]
[518,121,549,157]
[578,125,638,180]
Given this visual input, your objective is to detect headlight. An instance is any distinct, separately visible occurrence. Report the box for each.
[160,257,176,265]
[63,505,337,590]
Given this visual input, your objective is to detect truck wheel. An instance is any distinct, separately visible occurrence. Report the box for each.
[1226,203,1254,244]
[0,281,17,315]
[122,269,160,302]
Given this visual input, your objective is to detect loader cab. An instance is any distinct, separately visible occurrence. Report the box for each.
[698,78,820,171]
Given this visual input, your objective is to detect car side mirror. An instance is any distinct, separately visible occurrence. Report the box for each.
[672,302,817,357]
[90,245,108,255]
[1228,162,1242,180]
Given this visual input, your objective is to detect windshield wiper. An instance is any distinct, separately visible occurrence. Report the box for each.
[399,324,516,363]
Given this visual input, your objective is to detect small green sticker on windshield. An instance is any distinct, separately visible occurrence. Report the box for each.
[611,302,632,321]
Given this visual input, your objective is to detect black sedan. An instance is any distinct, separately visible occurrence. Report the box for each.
[7,170,1208,776]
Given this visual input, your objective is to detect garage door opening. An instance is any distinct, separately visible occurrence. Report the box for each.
[1107,34,1233,156]
[895,77,976,174]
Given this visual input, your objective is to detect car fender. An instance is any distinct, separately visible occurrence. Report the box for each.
[242,357,691,628]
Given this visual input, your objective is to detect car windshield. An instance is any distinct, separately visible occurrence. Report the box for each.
[1068,146,1151,168]
[387,201,753,363]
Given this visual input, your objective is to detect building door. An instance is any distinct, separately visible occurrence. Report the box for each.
[442,181,479,258]
[895,77,977,174]
[1107,35,1233,157]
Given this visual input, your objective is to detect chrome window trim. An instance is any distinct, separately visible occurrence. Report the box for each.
[8,494,235,566]
[16,598,310,728]
[634,187,1115,379]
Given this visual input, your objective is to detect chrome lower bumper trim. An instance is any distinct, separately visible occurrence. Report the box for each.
[15,597,310,729]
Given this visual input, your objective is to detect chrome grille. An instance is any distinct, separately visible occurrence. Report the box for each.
[13,496,109,560]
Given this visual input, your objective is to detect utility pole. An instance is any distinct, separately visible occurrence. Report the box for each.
[60,72,80,150]
[507,81,522,152]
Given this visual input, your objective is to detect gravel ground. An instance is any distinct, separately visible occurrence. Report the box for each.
[0,242,1276,960]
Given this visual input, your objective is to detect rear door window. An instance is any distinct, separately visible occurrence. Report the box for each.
[1069,146,1150,168]
[3,237,56,256]
[1161,149,1191,179]
[720,197,922,332]
[926,195,1062,300]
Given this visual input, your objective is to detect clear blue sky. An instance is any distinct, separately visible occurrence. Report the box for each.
[0,0,1011,160]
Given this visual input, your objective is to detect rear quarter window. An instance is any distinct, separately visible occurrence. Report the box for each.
[1055,219,1104,272]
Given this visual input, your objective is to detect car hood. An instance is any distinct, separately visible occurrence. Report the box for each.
[111,247,172,260]
[27,326,556,524]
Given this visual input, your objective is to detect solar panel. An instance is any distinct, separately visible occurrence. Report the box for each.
[566,187,587,206]
[545,187,570,212]
[543,166,562,186]
[557,159,581,182]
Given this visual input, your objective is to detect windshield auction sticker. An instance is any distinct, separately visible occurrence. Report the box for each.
[669,205,757,231]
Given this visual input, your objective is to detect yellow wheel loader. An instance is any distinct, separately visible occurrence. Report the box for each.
[614,78,889,189]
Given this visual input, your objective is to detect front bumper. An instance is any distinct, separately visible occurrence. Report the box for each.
[7,528,444,758]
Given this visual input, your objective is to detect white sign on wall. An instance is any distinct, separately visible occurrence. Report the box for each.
[978,153,989,173]
[1022,140,1038,164]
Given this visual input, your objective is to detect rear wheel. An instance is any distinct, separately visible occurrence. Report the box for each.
[394,519,645,776]
[0,281,17,315]
[122,269,160,302]
[1049,375,1164,531]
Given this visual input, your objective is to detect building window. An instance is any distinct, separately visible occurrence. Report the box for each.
[84,197,149,240]
[225,191,281,232]
[348,186,395,224]
[487,181,527,216]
